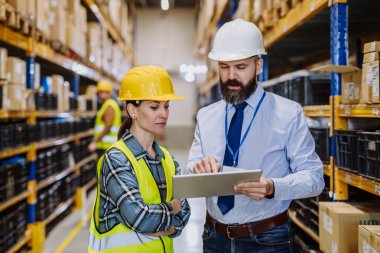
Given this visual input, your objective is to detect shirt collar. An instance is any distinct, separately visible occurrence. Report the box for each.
[121,130,164,160]
[226,83,265,111]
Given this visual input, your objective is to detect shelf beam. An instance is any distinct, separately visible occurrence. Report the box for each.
[0,191,31,212]
[338,104,380,118]
[264,0,328,48]
[6,229,32,253]
[289,210,319,243]
[303,105,330,117]
[336,168,380,197]
[44,198,74,226]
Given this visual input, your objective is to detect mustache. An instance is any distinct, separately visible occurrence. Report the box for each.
[221,79,244,88]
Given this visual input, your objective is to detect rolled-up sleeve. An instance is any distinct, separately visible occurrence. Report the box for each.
[272,105,325,200]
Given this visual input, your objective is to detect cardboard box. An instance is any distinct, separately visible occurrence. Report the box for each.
[0,47,7,80]
[6,57,25,87]
[364,41,380,54]
[358,225,380,253]
[34,63,40,89]
[319,202,380,253]
[36,0,50,36]
[363,52,380,64]
[362,61,380,103]
[51,74,64,94]
[7,84,26,111]
[49,8,67,44]
[0,80,8,109]
[313,65,361,104]
[7,0,28,17]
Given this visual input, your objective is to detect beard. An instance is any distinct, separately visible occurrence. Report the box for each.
[219,76,258,104]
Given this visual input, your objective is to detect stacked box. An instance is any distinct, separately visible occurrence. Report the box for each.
[319,202,380,253]
[358,225,380,253]
[87,23,102,68]
[109,0,122,31]
[0,47,7,80]
[49,0,67,45]
[362,41,380,103]
[36,0,50,37]
[6,57,26,87]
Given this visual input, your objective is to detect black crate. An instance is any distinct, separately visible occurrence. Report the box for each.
[289,75,330,106]
[34,92,47,110]
[357,132,380,179]
[309,128,330,164]
[336,130,359,173]
[0,124,14,150]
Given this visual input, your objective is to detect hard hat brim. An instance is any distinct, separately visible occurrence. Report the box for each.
[118,94,184,101]
[208,50,267,61]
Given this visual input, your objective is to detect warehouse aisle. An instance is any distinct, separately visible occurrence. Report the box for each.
[45,149,206,253]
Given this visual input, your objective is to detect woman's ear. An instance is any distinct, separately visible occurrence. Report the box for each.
[126,103,137,119]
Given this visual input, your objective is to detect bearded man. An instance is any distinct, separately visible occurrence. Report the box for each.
[185,19,324,253]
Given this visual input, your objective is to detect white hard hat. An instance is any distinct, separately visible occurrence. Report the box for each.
[208,19,266,61]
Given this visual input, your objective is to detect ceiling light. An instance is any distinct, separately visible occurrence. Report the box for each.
[161,0,169,10]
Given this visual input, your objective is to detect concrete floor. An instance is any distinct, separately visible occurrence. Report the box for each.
[44,149,206,253]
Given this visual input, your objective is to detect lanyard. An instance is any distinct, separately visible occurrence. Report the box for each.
[224,92,266,167]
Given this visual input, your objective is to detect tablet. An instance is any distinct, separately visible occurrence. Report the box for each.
[172,169,262,199]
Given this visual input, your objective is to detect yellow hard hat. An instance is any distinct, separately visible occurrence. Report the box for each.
[118,66,184,101]
[97,80,112,93]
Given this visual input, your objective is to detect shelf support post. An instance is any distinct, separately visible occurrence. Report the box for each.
[330,0,348,200]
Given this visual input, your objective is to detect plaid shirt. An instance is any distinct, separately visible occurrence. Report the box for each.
[97,130,191,238]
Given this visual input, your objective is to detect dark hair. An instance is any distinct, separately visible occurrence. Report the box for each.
[118,101,141,139]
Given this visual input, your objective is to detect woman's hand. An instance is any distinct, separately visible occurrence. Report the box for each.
[170,199,182,215]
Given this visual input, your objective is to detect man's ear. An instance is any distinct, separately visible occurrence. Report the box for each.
[256,58,264,74]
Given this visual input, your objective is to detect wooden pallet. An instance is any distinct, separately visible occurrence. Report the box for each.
[51,40,68,55]
[263,9,274,29]
[35,29,50,46]
[280,0,292,17]
[0,3,33,36]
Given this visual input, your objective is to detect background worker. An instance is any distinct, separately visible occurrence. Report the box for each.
[88,66,191,253]
[88,80,122,157]
[185,19,324,253]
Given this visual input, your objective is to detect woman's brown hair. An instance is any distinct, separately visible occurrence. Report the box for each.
[118,101,140,139]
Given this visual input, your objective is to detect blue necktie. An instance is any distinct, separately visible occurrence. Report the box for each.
[217,102,248,215]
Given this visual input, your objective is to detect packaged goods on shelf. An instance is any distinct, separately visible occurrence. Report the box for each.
[34,63,40,89]
[0,201,27,252]
[6,57,26,87]
[27,0,36,22]
[7,84,26,111]
[364,41,380,54]
[358,225,380,253]
[0,47,7,80]
[87,23,102,68]
[335,130,359,173]
[77,95,86,112]
[7,0,27,17]
[121,1,129,43]
[0,80,7,109]
[49,7,67,46]
[36,0,50,37]
[109,0,122,30]
[319,202,380,253]
[0,157,27,202]
[51,74,64,94]
[362,61,379,103]
[102,28,112,72]
[363,52,380,64]
[66,22,86,59]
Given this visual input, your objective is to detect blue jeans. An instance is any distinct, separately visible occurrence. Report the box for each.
[203,222,292,253]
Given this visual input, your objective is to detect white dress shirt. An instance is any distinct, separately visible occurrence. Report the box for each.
[185,85,324,224]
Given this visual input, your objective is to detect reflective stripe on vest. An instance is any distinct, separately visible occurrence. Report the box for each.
[94,99,122,150]
[88,140,175,253]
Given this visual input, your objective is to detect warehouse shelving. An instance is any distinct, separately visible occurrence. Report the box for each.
[7,229,32,253]
[0,190,31,212]
[337,104,380,118]
[0,130,94,160]
[289,210,319,243]
[0,24,114,83]
[323,164,331,177]
[83,0,134,63]
[263,0,328,48]
[303,105,330,118]
[336,168,380,197]
[44,197,75,226]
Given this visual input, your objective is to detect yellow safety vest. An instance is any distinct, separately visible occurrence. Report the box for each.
[94,99,122,150]
[88,140,175,253]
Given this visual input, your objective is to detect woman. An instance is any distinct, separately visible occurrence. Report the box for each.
[88,66,191,253]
